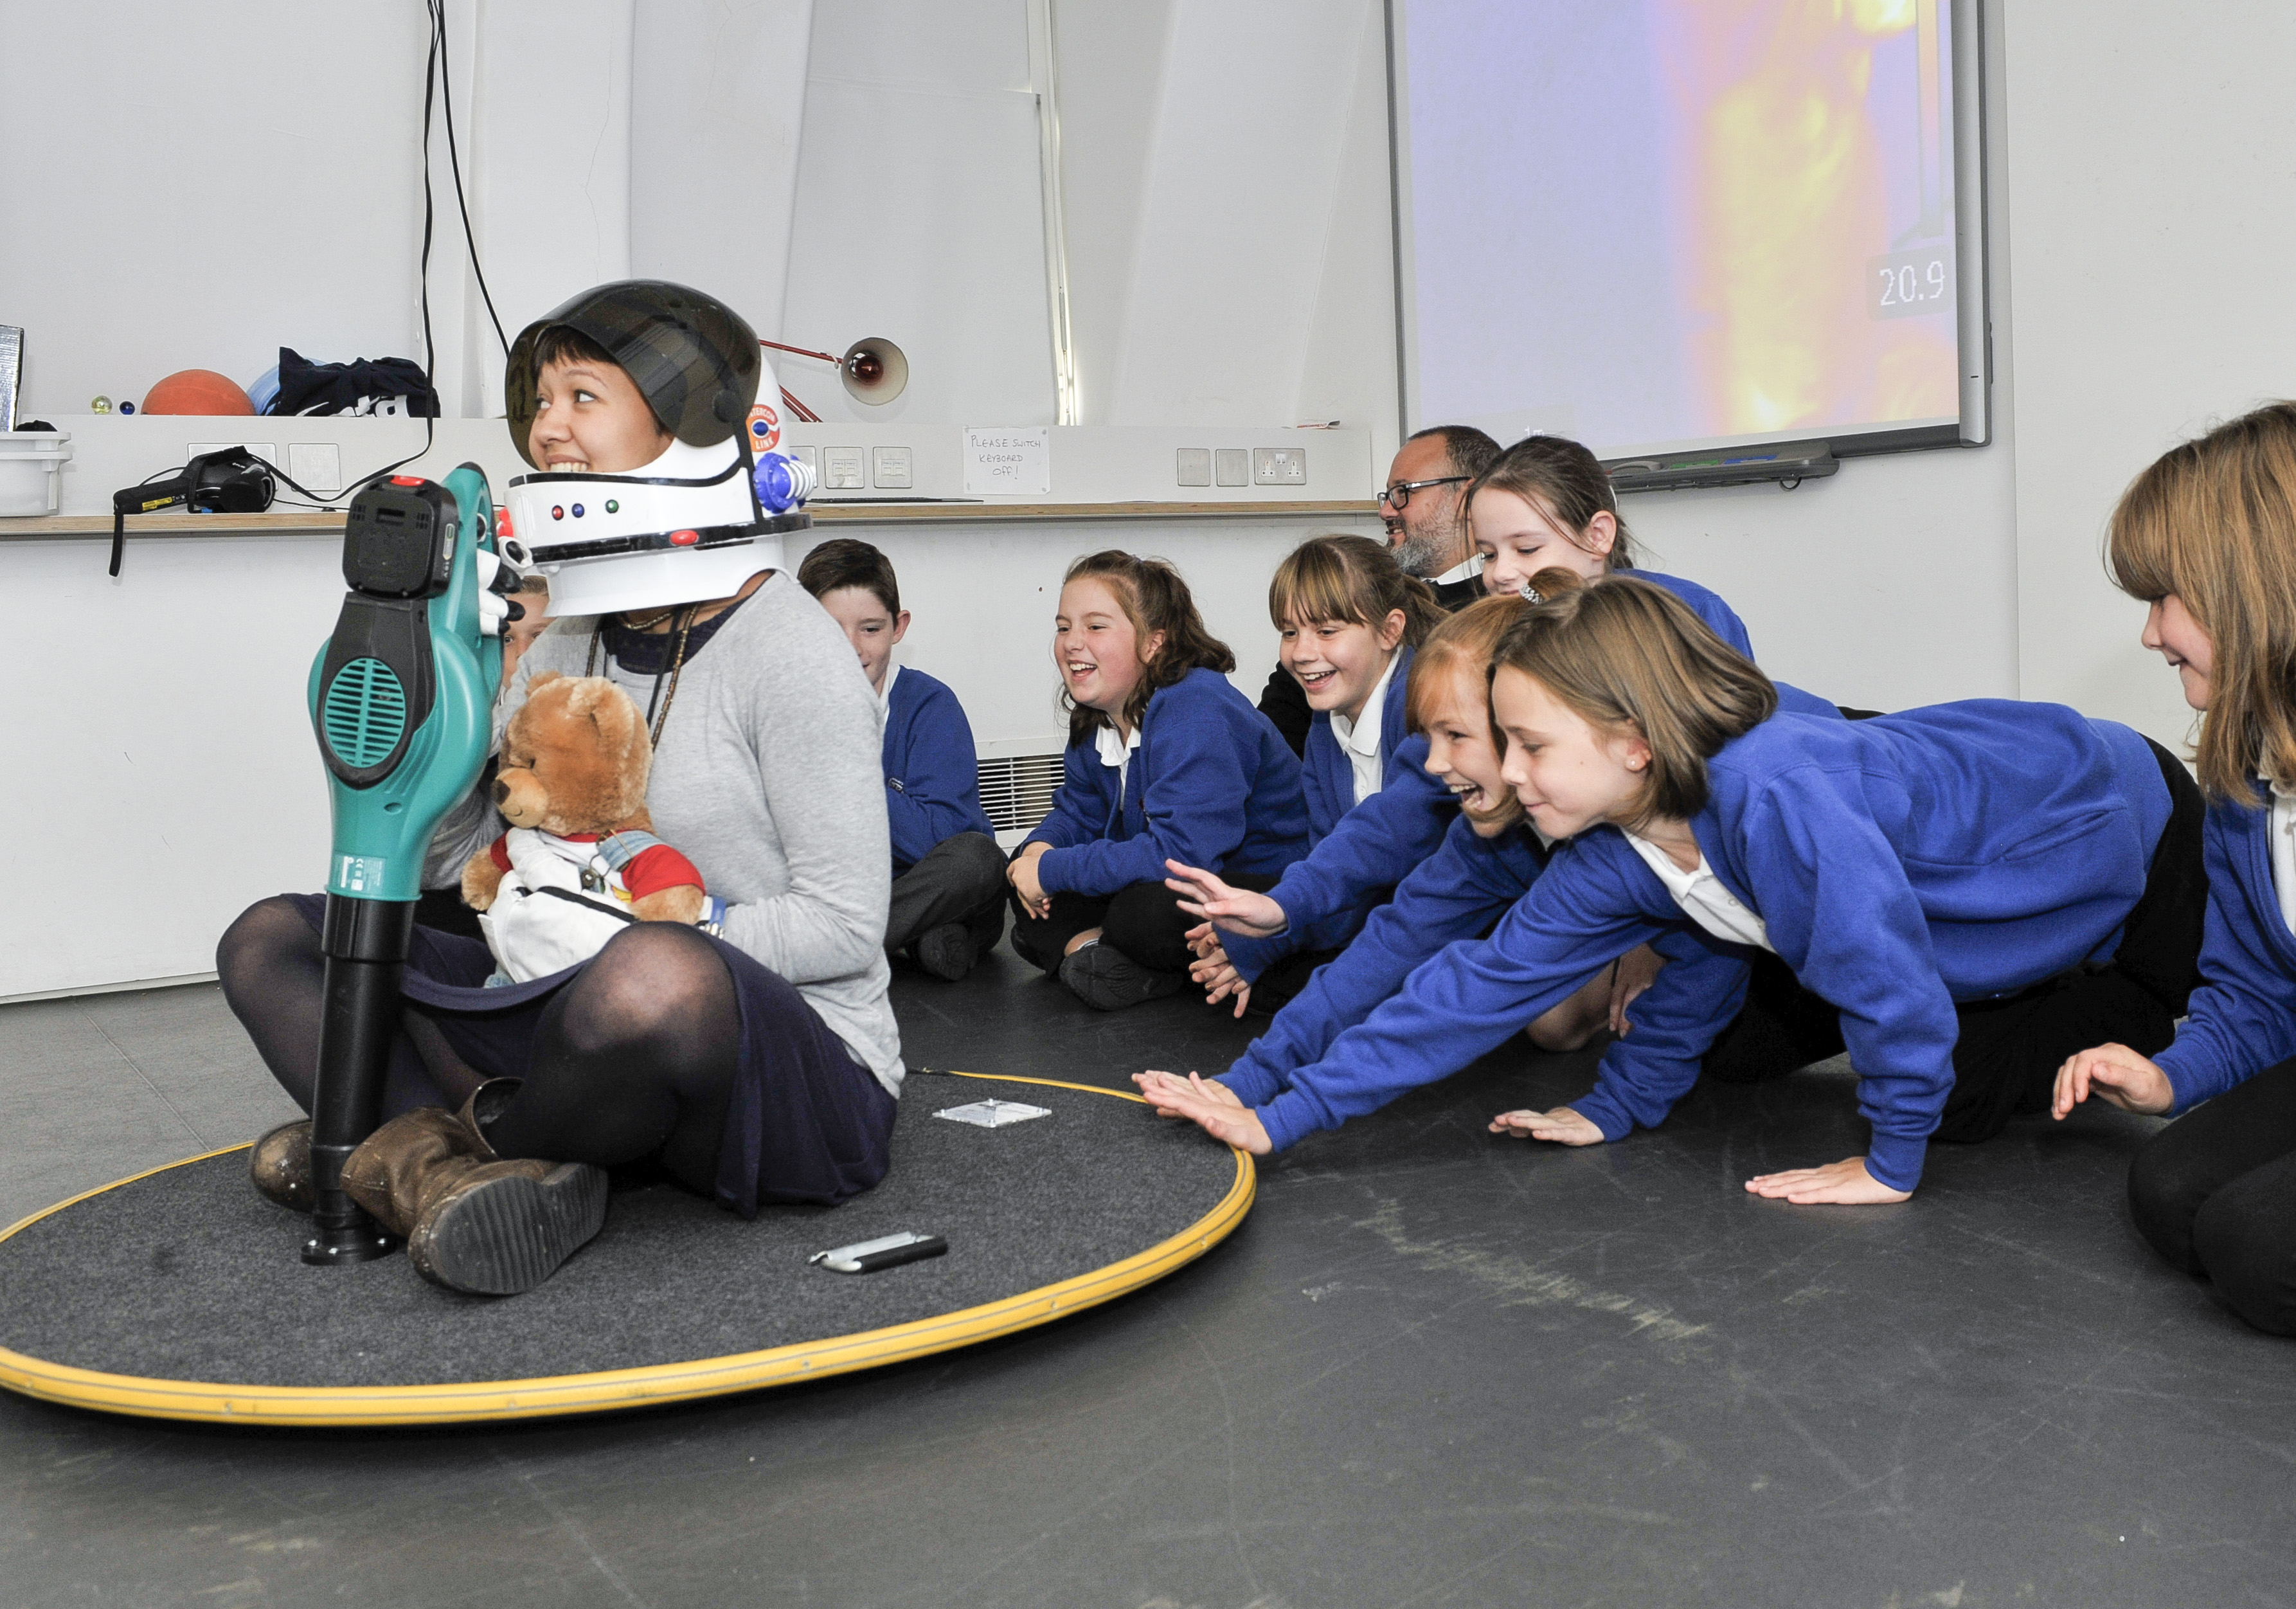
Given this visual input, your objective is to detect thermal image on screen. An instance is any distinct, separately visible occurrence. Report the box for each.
[1398,0,1965,455]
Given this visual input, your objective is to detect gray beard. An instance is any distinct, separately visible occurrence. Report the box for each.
[1391,523,1458,580]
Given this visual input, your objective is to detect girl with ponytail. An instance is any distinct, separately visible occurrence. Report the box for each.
[1009,551,1309,1011]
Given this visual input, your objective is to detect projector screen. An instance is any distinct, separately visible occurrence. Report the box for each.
[1390,0,1987,460]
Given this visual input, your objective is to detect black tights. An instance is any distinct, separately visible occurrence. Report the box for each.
[2128,1055,2296,1335]
[217,899,740,1197]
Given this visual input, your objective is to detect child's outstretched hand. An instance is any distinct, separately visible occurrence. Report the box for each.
[1164,861,1287,938]
[1743,1155,1911,1206]
[1185,934,1253,1018]
[2052,1042,2174,1120]
[1489,1106,1604,1146]
[1133,1070,1270,1155]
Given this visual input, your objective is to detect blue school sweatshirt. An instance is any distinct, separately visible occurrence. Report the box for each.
[2154,793,2296,1111]
[1222,813,1750,1127]
[1025,667,1309,897]
[1233,701,2171,1191]
[881,666,996,875]
[1222,572,1839,982]
[1626,570,1842,719]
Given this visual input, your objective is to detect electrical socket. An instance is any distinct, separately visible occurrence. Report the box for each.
[822,447,865,490]
[1253,447,1307,486]
[872,446,913,489]
[285,442,342,493]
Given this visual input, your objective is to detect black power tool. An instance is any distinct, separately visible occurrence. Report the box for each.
[109,445,278,576]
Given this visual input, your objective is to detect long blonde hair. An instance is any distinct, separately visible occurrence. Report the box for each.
[2108,400,2296,805]
[1490,569,1775,828]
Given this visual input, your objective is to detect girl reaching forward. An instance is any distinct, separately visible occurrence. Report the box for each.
[1144,568,2203,1204]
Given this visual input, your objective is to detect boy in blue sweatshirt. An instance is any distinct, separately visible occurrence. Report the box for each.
[800,539,1004,980]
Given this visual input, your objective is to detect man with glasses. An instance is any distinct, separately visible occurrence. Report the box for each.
[1381,424,1502,607]
[1257,424,1503,755]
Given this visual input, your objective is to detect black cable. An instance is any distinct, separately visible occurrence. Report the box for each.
[294,4,442,509]
[432,0,509,357]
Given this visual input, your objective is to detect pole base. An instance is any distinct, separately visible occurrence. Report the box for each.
[301,1227,399,1266]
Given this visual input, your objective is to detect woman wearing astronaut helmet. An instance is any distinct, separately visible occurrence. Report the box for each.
[219,281,899,1295]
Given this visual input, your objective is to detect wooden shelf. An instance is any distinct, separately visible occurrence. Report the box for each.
[1,499,1376,541]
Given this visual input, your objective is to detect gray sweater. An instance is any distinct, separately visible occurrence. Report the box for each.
[440,571,902,1095]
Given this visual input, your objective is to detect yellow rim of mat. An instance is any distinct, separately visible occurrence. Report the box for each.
[0,1073,1254,1427]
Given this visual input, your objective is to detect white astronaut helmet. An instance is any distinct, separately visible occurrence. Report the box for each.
[502,280,811,619]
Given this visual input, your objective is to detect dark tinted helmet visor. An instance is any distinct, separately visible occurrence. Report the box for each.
[505,280,761,469]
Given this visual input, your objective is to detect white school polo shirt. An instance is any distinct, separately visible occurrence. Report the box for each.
[1623,832,1775,952]
[1096,721,1144,805]
[1327,653,1401,809]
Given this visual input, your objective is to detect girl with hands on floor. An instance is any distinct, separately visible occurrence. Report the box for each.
[1140,591,1737,1154]
[2050,402,2296,1335]
[1144,566,2205,1206]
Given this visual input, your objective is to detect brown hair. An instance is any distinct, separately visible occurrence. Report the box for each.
[798,537,901,615]
[2108,400,2296,805]
[530,325,668,433]
[1404,592,1530,832]
[1059,550,1235,743]
[1268,534,1445,645]
[1491,569,1774,827]
[1465,434,1638,571]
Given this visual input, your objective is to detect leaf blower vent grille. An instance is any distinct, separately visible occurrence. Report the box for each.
[322,657,409,770]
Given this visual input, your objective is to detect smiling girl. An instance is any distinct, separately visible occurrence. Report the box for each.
[1009,552,1309,1011]
[2052,402,2296,1333]
[1170,536,1448,1012]
[1139,594,1742,1137]
[1142,569,2205,1204]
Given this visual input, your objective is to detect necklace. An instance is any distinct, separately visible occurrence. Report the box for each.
[585,606,697,746]
[618,605,679,632]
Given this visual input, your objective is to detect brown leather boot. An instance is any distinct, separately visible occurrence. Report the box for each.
[340,1081,607,1297]
[249,1120,313,1212]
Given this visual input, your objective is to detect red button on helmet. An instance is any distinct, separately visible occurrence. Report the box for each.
[668,529,700,547]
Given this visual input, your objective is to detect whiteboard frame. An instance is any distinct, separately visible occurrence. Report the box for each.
[1386,0,1991,462]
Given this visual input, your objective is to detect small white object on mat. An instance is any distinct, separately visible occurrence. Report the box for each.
[935,1099,1052,1129]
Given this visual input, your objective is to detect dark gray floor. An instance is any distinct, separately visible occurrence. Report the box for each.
[4,946,2293,1608]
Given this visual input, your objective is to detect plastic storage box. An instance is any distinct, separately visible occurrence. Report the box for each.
[0,431,72,517]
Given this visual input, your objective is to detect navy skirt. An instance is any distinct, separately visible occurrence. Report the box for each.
[284,895,896,1218]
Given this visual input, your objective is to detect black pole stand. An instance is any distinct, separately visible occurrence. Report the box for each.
[302,895,418,1266]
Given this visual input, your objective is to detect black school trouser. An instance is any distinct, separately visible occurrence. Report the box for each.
[1702,737,2209,1146]
[886,832,1009,957]
[1008,872,1279,977]
[2128,1056,2296,1335]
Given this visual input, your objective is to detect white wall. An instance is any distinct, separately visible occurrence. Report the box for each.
[0,0,808,422]
[2004,0,2296,755]
[775,0,1057,426]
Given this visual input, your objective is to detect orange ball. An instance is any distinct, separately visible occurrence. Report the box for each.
[141,369,256,416]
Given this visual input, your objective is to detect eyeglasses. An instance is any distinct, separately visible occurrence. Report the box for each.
[1377,474,1470,512]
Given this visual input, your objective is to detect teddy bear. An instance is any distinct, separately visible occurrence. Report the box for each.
[462,671,711,983]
